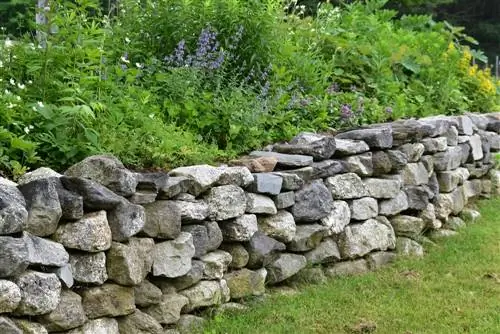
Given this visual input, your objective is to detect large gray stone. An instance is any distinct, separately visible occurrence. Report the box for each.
[0,280,21,313]
[342,152,373,177]
[80,284,135,319]
[336,127,393,149]
[320,200,351,235]
[271,172,304,191]
[182,225,209,258]
[69,252,107,285]
[0,317,22,334]
[455,116,474,135]
[443,216,466,231]
[217,166,254,187]
[127,237,154,279]
[287,224,326,252]
[291,180,334,223]
[244,232,286,269]
[24,232,69,267]
[245,193,277,215]
[14,271,61,316]
[338,219,396,259]
[402,163,429,185]
[158,176,193,199]
[204,221,223,251]
[18,179,62,237]
[152,232,195,278]
[11,319,47,334]
[168,260,205,291]
[169,200,209,222]
[168,165,222,195]
[134,280,162,307]
[65,318,119,334]
[390,215,426,238]
[421,137,448,153]
[310,160,347,179]
[200,250,232,279]
[273,191,295,209]
[433,146,464,171]
[428,229,458,241]
[324,259,369,277]
[0,183,28,234]
[444,126,459,146]
[117,309,163,334]
[177,315,206,334]
[107,201,145,242]
[366,251,397,270]
[219,243,249,269]
[143,294,189,325]
[53,210,111,252]
[349,197,378,220]
[326,173,369,199]
[334,139,370,156]
[379,191,409,216]
[396,237,424,257]
[60,176,122,210]
[304,238,341,264]
[220,214,258,242]
[257,210,296,243]
[134,172,168,193]
[53,180,84,221]
[247,173,282,195]
[434,186,467,219]
[0,236,29,277]
[106,242,143,286]
[249,151,313,168]
[142,201,181,239]
[398,143,425,162]
[468,134,484,161]
[205,185,247,221]
[65,154,137,196]
[180,280,230,312]
[273,132,336,160]
[404,185,432,210]
[371,151,392,176]
[437,168,469,192]
[265,253,307,284]
[224,268,266,299]
[386,150,408,171]
[39,289,87,332]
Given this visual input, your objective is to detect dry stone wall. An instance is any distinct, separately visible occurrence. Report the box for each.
[1,112,500,333]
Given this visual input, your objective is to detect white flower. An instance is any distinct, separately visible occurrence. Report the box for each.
[9,78,15,85]
[28,80,33,84]
[7,103,16,109]
[24,126,30,134]
[32,106,37,111]
[148,113,155,119]
[16,95,21,101]
[37,101,44,108]
[17,83,25,90]
[4,89,11,95]
[4,38,14,48]
[120,56,130,64]
[135,63,143,69]
[125,37,131,43]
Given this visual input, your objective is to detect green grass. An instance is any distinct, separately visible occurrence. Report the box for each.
[203,198,500,334]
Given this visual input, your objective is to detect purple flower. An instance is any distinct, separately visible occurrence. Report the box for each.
[350,85,357,92]
[385,107,393,114]
[340,104,353,119]
[327,83,339,94]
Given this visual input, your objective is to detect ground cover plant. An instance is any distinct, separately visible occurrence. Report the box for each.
[0,0,499,178]
[203,196,500,334]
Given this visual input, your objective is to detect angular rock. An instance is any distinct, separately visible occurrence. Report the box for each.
[219,243,249,269]
[386,150,408,171]
[334,139,370,156]
[273,191,295,209]
[39,289,87,332]
[444,126,459,146]
[460,209,481,224]
[80,283,134,319]
[181,225,209,258]
[326,173,369,199]
[402,163,429,186]
[169,200,209,222]
[11,319,47,334]
[247,173,282,195]
[65,318,119,334]
[180,280,229,312]
[391,120,435,146]
[117,309,163,334]
[249,151,313,168]
[25,232,68,267]
[455,115,474,135]
[404,185,432,210]
[282,166,314,181]
[177,315,206,334]
[18,179,62,237]
[244,232,286,269]
[168,165,222,195]
[273,132,336,160]
[390,215,426,238]
[60,176,122,210]
[291,180,334,223]
[245,193,277,215]
[338,219,396,258]
[428,229,458,241]
[70,252,107,285]
[168,260,205,291]
[224,268,266,299]
[265,253,307,284]
[304,238,341,264]
[336,127,393,149]
[257,210,296,243]
[228,156,278,173]
[324,259,369,277]
[349,197,378,220]
[443,216,466,231]
[434,186,467,219]
[370,151,392,176]
[421,137,448,153]
[366,251,397,270]
[398,143,425,162]
[217,166,254,187]
[152,233,195,278]
[0,183,28,235]
[49,264,74,288]
[106,201,145,242]
[468,134,484,161]
[288,267,327,285]
[342,152,373,177]
[0,280,21,313]
[200,250,232,279]
[53,210,111,252]
[54,181,84,221]
[65,154,137,196]
[0,317,22,334]
[134,280,162,307]
[419,203,436,225]
[396,237,424,257]
[158,176,193,199]
[271,172,304,191]
[310,160,346,179]
[320,200,351,234]
[437,168,469,193]
[420,155,434,176]
[433,146,464,171]
[134,172,168,193]
[379,191,409,216]
[220,214,258,242]
[287,224,326,252]
[127,237,154,279]
[106,242,143,286]
[143,294,189,325]
[0,236,29,278]
[142,201,181,239]
[14,271,61,316]
[205,185,246,221]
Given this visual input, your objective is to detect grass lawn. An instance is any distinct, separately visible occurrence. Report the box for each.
[203,198,500,334]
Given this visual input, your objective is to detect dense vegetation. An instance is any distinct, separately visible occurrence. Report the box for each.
[0,0,499,178]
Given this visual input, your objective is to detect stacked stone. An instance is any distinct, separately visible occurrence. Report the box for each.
[0,112,499,333]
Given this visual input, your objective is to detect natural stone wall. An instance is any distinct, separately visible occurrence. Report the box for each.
[1,112,500,333]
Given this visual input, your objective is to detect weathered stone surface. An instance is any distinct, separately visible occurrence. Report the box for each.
[460,209,481,224]
[466,113,490,130]
[245,193,277,215]
[310,160,346,179]
[428,229,458,241]
[53,210,111,252]
[324,259,369,277]
[204,221,223,251]
[65,318,119,334]
[224,268,266,299]
[437,168,469,192]
[220,214,258,242]
[304,238,341,264]
[282,166,314,181]
[200,250,232,280]
[127,237,154,279]
[386,150,408,171]
[258,210,296,243]
[396,237,424,257]
[39,289,87,332]
[107,201,145,242]
[320,200,350,235]
[273,132,336,160]
[443,216,466,231]
[265,253,307,284]
[65,154,137,196]
[80,284,134,319]
[0,236,28,277]
[338,219,396,259]
[419,203,436,225]
[455,116,474,135]
[291,180,334,223]
[169,200,209,222]
[152,232,195,278]
[370,151,392,176]
[180,280,230,312]
[249,151,313,168]
[287,224,326,252]
[334,139,370,156]
[273,191,295,209]
[245,232,286,269]
[54,180,84,221]
[326,173,368,199]
[0,183,28,235]
[287,267,327,285]
[404,185,432,210]
[134,280,162,307]
[421,137,447,153]
[70,252,107,285]
[142,201,181,240]
[14,271,61,316]
[11,319,47,334]
[217,166,254,187]
[379,191,409,216]
[342,152,373,176]
[390,215,426,238]
[465,163,491,179]
[271,172,303,191]
[25,232,68,267]
[60,176,122,211]
[117,309,163,334]
[444,126,459,146]
[205,185,246,221]
[336,127,393,149]
[350,197,378,220]
[228,156,278,173]
[168,165,222,194]
[181,224,209,258]
[177,315,206,334]
[0,317,22,334]
[433,146,463,171]
[18,179,62,237]
[219,243,249,269]
[49,264,74,288]
[143,294,189,325]
[367,251,397,270]
[391,120,435,146]
[158,176,193,199]
[134,172,168,192]
[434,186,467,219]
[420,155,434,176]
[247,173,282,195]
[402,163,429,186]
[0,280,21,313]
[468,134,484,161]
[399,143,425,162]
[167,260,205,291]
[458,143,471,164]
[106,242,143,286]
